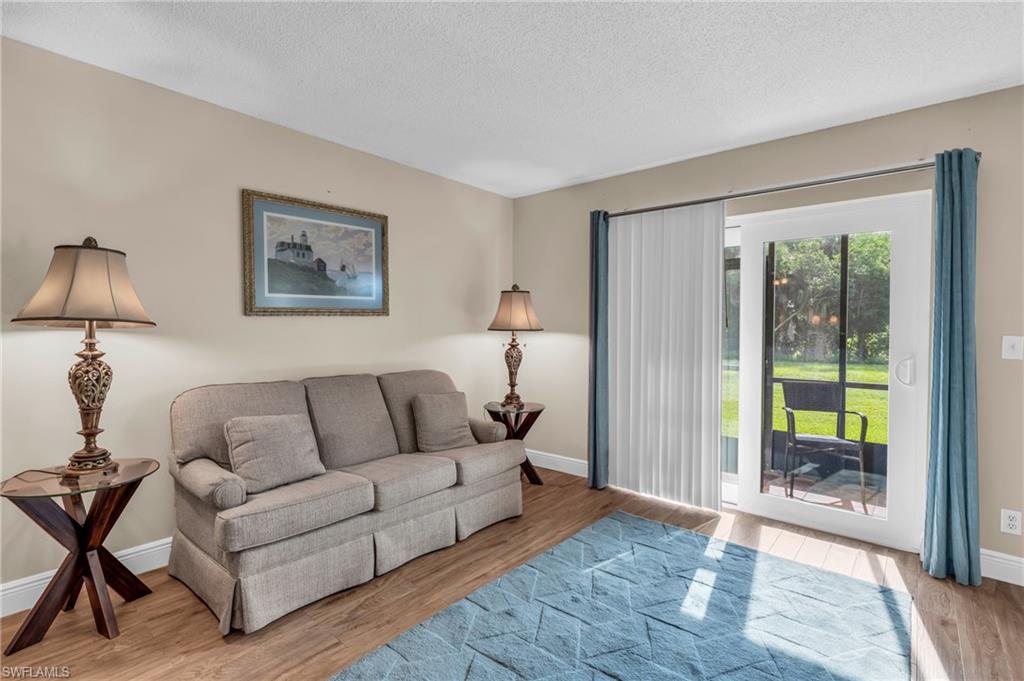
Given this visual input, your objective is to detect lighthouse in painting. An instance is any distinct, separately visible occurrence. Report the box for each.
[274,230,315,268]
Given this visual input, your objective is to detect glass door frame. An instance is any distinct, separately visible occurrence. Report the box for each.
[734,191,932,551]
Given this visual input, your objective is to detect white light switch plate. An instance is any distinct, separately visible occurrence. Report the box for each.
[1002,336,1024,360]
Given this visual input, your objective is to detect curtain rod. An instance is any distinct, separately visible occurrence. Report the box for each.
[606,157,974,219]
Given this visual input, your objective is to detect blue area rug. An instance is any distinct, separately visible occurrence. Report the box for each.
[331,511,912,680]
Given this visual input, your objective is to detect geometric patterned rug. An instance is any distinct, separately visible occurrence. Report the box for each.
[330,511,912,680]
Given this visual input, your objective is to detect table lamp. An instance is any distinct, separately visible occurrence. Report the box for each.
[487,284,543,408]
[11,237,155,476]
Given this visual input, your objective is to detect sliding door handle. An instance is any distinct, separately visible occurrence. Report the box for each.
[895,357,915,386]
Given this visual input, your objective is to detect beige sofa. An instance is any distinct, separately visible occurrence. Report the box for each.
[166,370,525,634]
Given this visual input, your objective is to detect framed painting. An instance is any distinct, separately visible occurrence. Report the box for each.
[242,189,388,316]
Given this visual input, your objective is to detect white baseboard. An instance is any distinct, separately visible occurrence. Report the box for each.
[0,536,172,617]
[981,548,1024,586]
[527,448,588,478]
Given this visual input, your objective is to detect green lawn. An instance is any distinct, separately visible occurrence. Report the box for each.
[722,360,888,444]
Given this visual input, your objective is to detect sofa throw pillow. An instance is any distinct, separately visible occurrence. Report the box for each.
[412,392,477,452]
[223,413,326,493]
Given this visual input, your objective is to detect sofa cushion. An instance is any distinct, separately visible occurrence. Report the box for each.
[434,440,527,485]
[378,370,458,453]
[224,414,326,493]
[214,471,373,552]
[171,381,308,466]
[224,467,520,577]
[341,453,456,510]
[412,392,477,452]
[303,374,400,468]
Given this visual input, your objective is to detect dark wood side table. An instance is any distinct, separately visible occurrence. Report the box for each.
[484,401,545,485]
[0,458,159,655]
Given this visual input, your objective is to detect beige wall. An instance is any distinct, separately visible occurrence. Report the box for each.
[0,40,514,582]
[1,39,1020,585]
[513,86,1023,558]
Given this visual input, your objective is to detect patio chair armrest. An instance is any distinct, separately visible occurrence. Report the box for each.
[782,407,798,438]
[844,410,868,444]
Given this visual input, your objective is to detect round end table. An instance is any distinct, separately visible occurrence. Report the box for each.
[1,458,159,655]
[484,401,545,485]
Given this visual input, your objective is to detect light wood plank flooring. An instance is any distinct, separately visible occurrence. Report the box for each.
[2,469,1021,680]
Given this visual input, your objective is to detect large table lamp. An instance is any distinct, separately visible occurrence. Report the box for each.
[11,237,155,476]
[488,284,543,408]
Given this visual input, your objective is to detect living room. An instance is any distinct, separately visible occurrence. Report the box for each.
[1,3,1022,680]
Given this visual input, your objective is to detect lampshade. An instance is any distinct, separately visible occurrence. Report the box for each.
[11,237,155,328]
[488,284,543,331]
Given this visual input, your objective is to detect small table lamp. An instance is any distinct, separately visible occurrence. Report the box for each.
[11,237,155,476]
[488,284,543,408]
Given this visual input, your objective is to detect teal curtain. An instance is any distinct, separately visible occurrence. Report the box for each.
[921,149,981,586]
[588,210,609,489]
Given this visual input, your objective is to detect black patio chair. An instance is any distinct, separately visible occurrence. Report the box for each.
[780,380,870,511]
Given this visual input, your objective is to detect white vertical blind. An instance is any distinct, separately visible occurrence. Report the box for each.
[608,202,724,509]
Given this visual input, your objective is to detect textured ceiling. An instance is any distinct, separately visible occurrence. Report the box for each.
[4,2,1022,197]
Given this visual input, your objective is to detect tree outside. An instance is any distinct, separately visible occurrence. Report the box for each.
[771,232,891,369]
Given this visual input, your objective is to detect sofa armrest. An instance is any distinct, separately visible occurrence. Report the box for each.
[470,418,506,444]
[170,456,247,510]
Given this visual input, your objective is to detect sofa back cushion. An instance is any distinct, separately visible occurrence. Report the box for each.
[223,413,326,493]
[378,370,458,453]
[171,381,308,466]
[303,374,400,467]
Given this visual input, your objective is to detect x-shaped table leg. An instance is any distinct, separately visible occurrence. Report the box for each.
[4,481,151,655]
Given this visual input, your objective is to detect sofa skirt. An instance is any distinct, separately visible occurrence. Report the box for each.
[169,530,239,633]
[170,530,375,634]
[455,481,522,540]
[374,507,456,575]
[240,534,374,632]
[169,468,523,634]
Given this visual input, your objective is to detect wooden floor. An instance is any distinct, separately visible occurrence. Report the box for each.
[2,469,1022,680]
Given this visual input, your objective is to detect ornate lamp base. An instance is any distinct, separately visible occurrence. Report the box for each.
[62,456,118,477]
[500,330,524,409]
[501,393,523,409]
[65,321,115,476]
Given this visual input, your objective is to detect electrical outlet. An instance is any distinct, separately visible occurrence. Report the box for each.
[1001,509,1022,536]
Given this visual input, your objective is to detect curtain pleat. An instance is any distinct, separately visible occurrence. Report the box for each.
[921,149,981,586]
[608,202,724,509]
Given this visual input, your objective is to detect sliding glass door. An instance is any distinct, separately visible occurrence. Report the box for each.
[735,192,931,550]
[761,232,891,517]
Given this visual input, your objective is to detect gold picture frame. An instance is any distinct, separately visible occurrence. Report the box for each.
[242,189,389,316]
